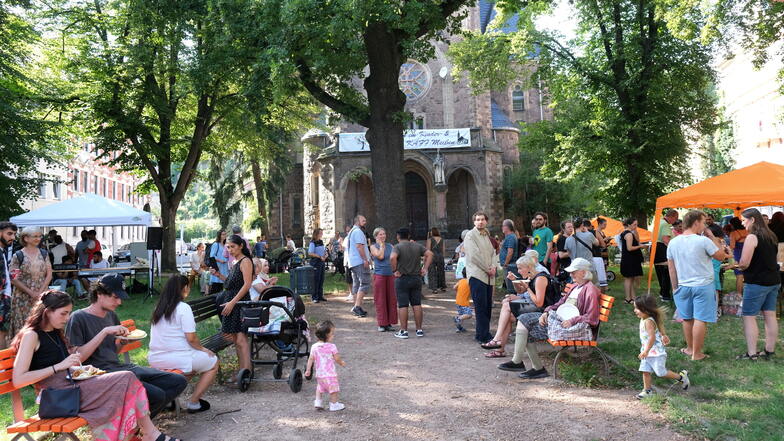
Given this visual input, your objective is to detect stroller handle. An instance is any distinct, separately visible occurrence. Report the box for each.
[236,300,297,322]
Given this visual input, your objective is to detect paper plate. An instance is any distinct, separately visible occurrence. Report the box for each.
[123,330,147,340]
[556,304,580,321]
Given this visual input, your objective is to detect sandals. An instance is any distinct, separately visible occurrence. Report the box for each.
[484,350,506,358]
[757,350,775,360]
[480,340,502,350]
[736,352,758,361]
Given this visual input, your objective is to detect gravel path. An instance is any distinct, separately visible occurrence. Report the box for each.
[164,276,691,441]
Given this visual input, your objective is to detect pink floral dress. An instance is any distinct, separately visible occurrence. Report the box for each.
[311,341,340,394]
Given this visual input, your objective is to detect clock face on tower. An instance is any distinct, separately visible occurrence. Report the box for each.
[399,60,432,101]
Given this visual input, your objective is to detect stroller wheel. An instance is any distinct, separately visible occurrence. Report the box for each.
[288,368,303,393]
[606,270,616,282]
[238,368,252,392]
[273,363,283,379]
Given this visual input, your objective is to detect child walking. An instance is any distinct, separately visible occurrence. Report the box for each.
[634,296,690,399]
[453,268,473,332]
[305,320,346,411]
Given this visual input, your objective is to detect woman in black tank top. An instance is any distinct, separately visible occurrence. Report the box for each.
[735,209,780,360]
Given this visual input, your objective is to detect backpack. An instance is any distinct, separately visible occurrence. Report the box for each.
[533,271,562,308]
[14,248,48,266]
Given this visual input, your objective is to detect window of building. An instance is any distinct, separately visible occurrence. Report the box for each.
[407,115,425,130]
[111,181,116,199]
[512,86,525,111]
[82,172,88,192]
[292,195,302,227]
[93,176,98,193]
[310,176,319,207]
[53,183,61,199]
[398,60,432,101]
[101,178,107,196]
[73,169,79,191]
[120,184,124,201]
[38,182,47,199]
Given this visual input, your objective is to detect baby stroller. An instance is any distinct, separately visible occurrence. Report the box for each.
[236,285,309,393]
[267,247,294,273]
[289,248,307,270]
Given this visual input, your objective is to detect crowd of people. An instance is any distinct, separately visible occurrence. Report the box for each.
[0,205,781,434]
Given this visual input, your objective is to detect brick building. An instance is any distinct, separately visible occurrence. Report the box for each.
[269,1,552,242]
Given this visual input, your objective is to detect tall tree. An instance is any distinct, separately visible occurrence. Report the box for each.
[47,0,267,270]
[0,2,66,217]
[450,0,717,224]
[257,0,474,232]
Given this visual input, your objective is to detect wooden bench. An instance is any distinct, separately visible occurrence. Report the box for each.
[547,293,616,378]
[187,294,233,354]
[1,348,141,441]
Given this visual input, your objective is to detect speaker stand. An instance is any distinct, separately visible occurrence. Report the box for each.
[144,250,160,302]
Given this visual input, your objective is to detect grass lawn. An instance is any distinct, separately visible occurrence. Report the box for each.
[1,266,781,441]
[558,265,784,441]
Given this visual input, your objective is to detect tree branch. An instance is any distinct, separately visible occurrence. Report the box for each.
[295,59,370,125]
[538,38,614,88]
[413,0,472,38]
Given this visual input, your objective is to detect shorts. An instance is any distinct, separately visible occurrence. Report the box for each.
[741,283,780,316]
[674,284,717,323]
[0,295,10,332]
[395,275,423,307]
[350,265,371,294]
[456,305,473,317]
[316,376,340,394]
[639,355,668,377]
[345,268,353,284]
[190,350,218,374]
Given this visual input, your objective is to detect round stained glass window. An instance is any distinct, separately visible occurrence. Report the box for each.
[399,60,431,101]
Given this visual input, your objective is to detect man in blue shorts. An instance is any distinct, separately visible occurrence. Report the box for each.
[667,210,731,361]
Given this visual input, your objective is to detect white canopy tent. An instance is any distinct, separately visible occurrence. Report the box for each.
[10,193,151,228]
[11,193,153,274]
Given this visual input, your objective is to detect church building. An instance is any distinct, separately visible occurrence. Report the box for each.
[269,1,552,243]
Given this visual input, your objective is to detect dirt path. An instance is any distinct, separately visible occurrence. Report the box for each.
[165,275,690,441]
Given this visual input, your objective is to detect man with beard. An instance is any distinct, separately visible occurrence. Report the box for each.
[531,212,554,266]
[0,221,19,348]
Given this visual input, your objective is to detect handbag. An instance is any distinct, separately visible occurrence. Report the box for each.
[510,298,542,316]
[39,380,81,418]
[241,306,269,330]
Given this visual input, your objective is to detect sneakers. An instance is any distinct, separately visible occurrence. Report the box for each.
[679,370,690,390]
[378,325,396,332]
[455,325,466,333]
[329,402,345,412]
[636,389,655,399]
[351,306,367,317]
[314,399,324,410]
[416,329,424,337]
[519,368,549,379]
[345,294,354,302]
[394,330,409,339]
[497,361,526,372]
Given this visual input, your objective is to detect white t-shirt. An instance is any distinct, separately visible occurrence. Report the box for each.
[87,259,109,281]
[666,234,718,287]
[249,273,269,301]
[286,239,296,251]
[148,302,197,372]
[51,243,68,265]
[189,252,203,271]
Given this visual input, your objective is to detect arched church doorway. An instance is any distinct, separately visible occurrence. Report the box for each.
[344,173,376,230]
[405,172,429,240]
[446,168,477,237]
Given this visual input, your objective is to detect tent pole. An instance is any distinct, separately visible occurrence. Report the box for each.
[647,211,663,295]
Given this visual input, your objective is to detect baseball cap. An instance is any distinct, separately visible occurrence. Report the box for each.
[98,273,129,299]
[564,257,594,273]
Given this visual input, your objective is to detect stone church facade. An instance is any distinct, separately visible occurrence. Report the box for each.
[269,2,552,243]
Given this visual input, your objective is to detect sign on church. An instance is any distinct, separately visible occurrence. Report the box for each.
[338,128,471,152]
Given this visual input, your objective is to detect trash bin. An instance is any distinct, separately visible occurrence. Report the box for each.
[289,264,315,296]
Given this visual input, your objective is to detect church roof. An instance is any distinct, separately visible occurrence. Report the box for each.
[491,98,515,129]
[479,0,519,34]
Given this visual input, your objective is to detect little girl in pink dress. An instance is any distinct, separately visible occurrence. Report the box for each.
[305,320,346,411]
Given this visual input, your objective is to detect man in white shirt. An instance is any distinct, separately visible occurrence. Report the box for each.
[87,251,110,283]
[346,215,370,317]
[667,210,731,361]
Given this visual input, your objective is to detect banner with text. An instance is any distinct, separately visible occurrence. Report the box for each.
[338,128,471,152]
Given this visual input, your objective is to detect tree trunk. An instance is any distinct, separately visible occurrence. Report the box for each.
[251,160,268,235]
[362,22,408,235]
[158,198,179,272]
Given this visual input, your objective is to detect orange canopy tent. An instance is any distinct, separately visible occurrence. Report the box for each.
[591,217,652,245]
[647,161,784,290]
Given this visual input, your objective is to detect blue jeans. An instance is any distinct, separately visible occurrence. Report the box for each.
[469,277,493,343]
[311,259,326,301]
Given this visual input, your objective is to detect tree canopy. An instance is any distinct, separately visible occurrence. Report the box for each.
[450,0,718,224]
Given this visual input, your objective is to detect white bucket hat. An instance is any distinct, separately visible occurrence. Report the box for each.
[564,257,594,273]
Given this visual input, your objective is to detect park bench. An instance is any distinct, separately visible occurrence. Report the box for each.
[547,293,616,379]
[1,347,141,441]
